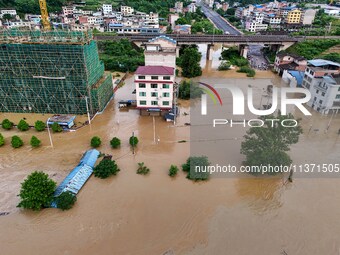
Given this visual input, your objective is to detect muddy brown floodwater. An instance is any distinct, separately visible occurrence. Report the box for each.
[1,64,340,255]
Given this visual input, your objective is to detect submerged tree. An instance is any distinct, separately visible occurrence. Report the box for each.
[93,158,120,179]
[17,119,29,131]
[0,133,4,147]
[11,136,23,148]
[18,171,56,211]
[34,120,46,132]
[30,136,41,148]
[241,113,303,175]
[182,156,210,181]
[179,46,202,78]
[56,191,77,211]
[1,119,13,130]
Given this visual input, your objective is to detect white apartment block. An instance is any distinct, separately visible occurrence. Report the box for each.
[102,4,112,15]
[302,59,340,114]
[121,6,134,15]
[324,9,339,16]
[135,66,175,111]
[144,35,177,68]
[245,21,268,32]
[0,9,17,17]
[188,3,197,13]
[263,14,281,26]
[62,6,76,16]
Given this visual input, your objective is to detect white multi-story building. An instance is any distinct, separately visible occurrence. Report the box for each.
[245,21,268,32]
[188,3,197,13]
[135,66,175,113]
[62,6,76,16]
[0,9,17,17]
[263,13,281,27]
[102,4,112,15]
[121,6,134,15]
[245,12,267,32]
[324,9,339,16]
[302,59,340,114]
[144,35,177,68]
[174,2,184,13]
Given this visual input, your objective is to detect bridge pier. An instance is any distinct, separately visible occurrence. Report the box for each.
[239,44,249,58]
[206,44,214,60]
[176,47,180,58]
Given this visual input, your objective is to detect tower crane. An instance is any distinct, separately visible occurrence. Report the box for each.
[39,0,51,30]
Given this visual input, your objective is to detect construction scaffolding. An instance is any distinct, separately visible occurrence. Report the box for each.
[0,29,113,115]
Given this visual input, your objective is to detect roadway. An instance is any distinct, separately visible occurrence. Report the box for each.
[199,3,242,35]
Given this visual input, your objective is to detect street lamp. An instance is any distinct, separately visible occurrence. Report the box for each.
[47,117,54,148]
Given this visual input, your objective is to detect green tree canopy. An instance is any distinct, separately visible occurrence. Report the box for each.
[241,114,303,175]
[34,120,46,132]
[137,162,150,175]
[129,136,139,147]
[17,119,29,131]
[55,191,77,211]
[93,158,120,179]
[110,137,121,148]
[11,136,23,148]
[178,46,202,78]
[30,136,41,148]
[91,136,101,148]
[18,171,56,211]
[0,133,4,146]
[182,156,210,181]
[51,122,62,133]
[1,119,13,130]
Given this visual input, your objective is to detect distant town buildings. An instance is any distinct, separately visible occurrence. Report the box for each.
[235,2,317,31]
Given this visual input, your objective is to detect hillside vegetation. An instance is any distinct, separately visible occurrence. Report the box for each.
[285,39,340,60]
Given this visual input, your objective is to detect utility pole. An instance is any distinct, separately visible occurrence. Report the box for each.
[47,118,53,148]
[85,96,91,125]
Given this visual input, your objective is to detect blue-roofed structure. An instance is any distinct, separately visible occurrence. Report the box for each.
[288,70,304,87]
[308,59,340,68]
[51,149,100,208]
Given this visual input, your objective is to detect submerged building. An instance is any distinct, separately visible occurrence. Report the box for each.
[0,30,113,115]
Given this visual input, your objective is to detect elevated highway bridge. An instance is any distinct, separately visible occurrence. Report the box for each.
[94,34,339,59]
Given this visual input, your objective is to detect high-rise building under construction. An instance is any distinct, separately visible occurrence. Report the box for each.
[0,29,113,115]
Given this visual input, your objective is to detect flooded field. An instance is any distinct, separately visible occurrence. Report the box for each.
[1,68,340,255]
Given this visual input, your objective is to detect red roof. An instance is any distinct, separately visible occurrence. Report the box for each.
[135,66,174,75]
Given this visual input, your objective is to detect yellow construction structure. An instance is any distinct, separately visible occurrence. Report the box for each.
[39,0,51,30]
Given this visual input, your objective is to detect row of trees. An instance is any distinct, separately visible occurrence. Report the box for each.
[90,136,139,148]
[0,134,41,148]
[1,119,63,133]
